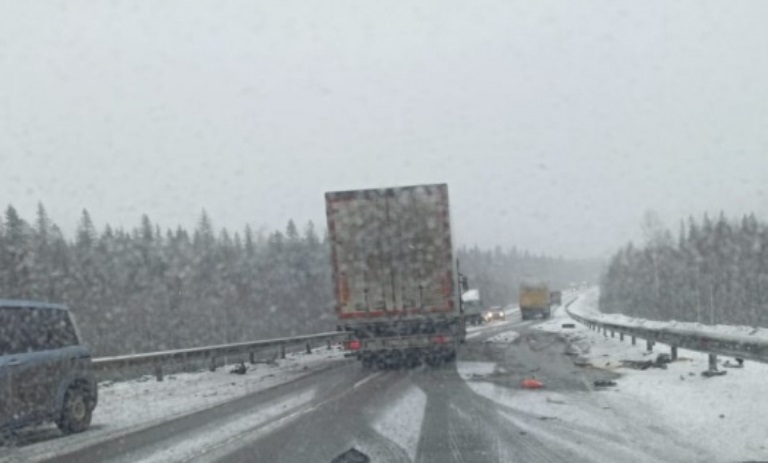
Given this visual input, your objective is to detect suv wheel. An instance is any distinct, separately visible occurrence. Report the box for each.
[56,386,92,434]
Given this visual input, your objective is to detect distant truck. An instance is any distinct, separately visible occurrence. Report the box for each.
[462,289,484,325]
[519,280,551,320]
[549,290,562,306]
[326,184,463,368]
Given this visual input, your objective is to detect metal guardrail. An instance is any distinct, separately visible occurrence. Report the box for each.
[93,331,349,381]
[566,302,768,369]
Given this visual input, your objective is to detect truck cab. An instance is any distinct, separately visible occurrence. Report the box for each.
[461,289,484,325]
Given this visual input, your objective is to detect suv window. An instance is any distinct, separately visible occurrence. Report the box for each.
[0,307,79,355]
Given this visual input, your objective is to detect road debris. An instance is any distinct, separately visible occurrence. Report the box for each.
[521,378,544,389]
[723,359,744,369]
[564,347,580,356]
[620,353,672,371]
[573,357,591,367]
[230,362,247,375]
[593,380,617,388]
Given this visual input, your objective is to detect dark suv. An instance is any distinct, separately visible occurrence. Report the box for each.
[0,300,97,436]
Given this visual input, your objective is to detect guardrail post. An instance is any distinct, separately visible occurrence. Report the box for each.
[280,343,286,359]
[646,340,654,352]
[631,336,636,345]
[611,330,615,338]
[306,342,312,354]
[708,354,717,372]
[671,346,678,361]
[327,339,332,350]
[619,333,624,341]
[210,356,217,372]
[154,364,163,382]
[603,327,607,337]
[249,351,255,365]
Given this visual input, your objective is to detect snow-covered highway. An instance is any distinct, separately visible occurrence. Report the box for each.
[2,293,766,462]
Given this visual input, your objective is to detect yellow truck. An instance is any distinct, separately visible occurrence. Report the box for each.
[519,281,551,320]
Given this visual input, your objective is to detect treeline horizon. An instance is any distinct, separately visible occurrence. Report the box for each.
[0,203,599,356]
[600,212,768,327]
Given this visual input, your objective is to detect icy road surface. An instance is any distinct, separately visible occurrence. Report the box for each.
[5,293,764,462]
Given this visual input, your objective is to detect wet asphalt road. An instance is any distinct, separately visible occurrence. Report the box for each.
[24,314,706,463]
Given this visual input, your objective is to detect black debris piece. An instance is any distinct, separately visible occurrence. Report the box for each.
[573,357,591,367]
[723,360,744,369]
[702,370,727,378]
[331,448,370,463]
[620,355,670,370]
[230,362,247,375]
[593,380,617,387]
[620,360,654,370]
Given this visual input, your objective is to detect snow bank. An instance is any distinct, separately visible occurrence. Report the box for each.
[134,389,318,463]
[94,348,343,431]
[570,288,768,343]
[539,293,768,461]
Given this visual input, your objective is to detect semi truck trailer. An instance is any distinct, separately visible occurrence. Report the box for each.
[325,183,463,368]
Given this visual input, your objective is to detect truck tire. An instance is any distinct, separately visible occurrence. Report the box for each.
[425,354,442,368]
[56,385,92,434]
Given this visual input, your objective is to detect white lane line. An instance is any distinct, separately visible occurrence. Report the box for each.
[354,372,384,390]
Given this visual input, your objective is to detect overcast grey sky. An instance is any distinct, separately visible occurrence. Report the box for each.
[2,1,768,258]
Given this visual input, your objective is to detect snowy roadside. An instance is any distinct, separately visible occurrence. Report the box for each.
[537,291,768,461]
[570,288,768,342]
[0,347,348,463]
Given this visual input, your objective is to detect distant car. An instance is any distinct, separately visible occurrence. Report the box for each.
[0,300,98,437]
[483,306,506,322]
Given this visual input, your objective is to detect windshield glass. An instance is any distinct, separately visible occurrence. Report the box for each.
[1,1,767,462]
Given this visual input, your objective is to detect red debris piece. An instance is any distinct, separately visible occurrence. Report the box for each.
[521,378,544,389]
